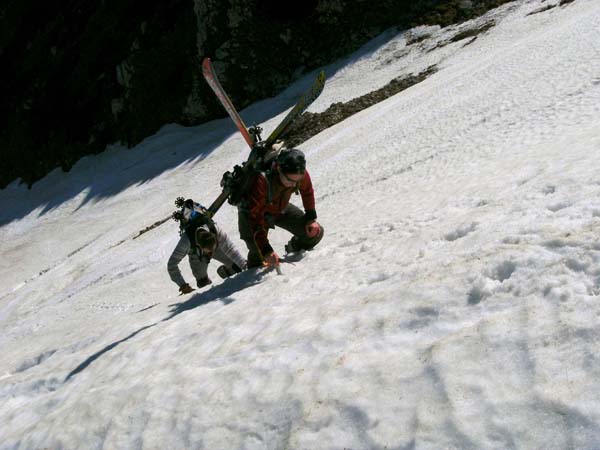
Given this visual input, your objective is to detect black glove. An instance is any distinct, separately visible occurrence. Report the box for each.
[304,209,317,222]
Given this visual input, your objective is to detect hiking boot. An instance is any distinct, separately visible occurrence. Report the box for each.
[197,276,212,288]
[284,236,302,254]
[217,264,242,279]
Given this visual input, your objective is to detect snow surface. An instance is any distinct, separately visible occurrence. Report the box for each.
[2,1,600,449]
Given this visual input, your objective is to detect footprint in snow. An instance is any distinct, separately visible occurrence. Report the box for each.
[490,260,517,282]
[444,222,477,242]
[366,272,393,285]
[467,260,517,305]
[411,306,439,318]
[547,201,571,212]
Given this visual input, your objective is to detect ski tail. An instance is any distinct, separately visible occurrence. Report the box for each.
[202,58,254,148]
[264,70,326,147]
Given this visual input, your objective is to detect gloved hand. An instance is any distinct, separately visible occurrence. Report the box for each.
[179,283,194,294]
[305,221,321,238]
[264,251,280,268]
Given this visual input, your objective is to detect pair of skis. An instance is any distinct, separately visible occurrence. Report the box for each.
[201,57,326,216]
[133,59,324,241]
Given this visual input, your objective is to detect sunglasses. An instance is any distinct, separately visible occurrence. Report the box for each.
[279,169,304,185]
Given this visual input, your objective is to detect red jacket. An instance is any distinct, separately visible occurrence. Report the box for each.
[247,169,316,254]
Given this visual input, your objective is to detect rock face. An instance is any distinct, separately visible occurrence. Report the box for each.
[0,0,512,188]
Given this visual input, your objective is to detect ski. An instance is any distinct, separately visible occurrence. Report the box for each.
[264,70,326,147]
[206,189,230,217]
[202,57,255,148]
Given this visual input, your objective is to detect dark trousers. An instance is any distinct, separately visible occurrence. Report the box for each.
[238,204,324,267]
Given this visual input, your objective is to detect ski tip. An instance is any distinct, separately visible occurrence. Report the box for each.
[202,57,212,72]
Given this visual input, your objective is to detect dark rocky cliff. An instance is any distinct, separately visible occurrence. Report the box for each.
[0,0,512,188]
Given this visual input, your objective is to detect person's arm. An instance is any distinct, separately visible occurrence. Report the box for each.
[167,235,191,287]
[299,170,316,222]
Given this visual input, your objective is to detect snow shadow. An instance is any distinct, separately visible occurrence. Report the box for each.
[16,349,58,373]
[64,323,158,382]
[0,123,222,226]
[63,271,261,383]
[164,271,263,321]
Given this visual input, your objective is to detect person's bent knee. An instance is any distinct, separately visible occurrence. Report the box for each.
[305,222,324,249]
[313,224,324,245]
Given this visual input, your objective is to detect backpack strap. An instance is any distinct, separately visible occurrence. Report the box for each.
[263,169,273,205]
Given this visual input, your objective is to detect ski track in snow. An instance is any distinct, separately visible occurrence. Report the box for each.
[2,1,600,449]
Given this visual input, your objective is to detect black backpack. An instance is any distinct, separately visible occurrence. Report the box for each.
[223,142,288,208]
[172,197,217,243]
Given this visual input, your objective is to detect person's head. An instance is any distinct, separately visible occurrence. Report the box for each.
[195,227,217,256]
[276,148,306,187]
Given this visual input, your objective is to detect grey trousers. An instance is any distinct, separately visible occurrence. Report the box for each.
[188,246,239,282]
[238,204,324,267]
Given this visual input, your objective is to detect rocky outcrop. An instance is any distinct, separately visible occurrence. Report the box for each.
[0,0,513,188]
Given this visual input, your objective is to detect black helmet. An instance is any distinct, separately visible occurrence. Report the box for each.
[277,148,306,174]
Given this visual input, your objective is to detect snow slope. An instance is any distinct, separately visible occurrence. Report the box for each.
[1,0,600,449]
